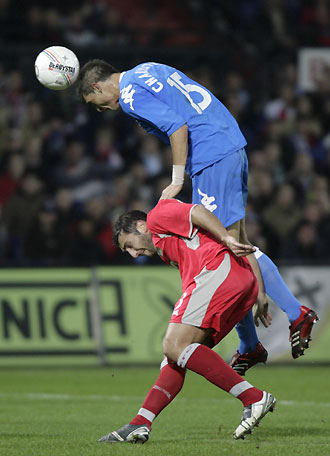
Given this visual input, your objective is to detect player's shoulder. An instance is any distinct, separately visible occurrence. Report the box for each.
[147,199,166,223]
[147,199,175,221]
[148,199,184,221]
[147,199,183,235]
[154,198,184,210]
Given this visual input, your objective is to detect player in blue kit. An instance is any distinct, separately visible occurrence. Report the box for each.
[77,60,318,369]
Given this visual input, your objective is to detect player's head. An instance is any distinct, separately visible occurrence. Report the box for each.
[77,59,121,112]
[114,210,156,258]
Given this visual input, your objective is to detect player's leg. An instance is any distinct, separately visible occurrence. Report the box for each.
[128,357,186,428]
[99,357,186,444]
[172,339,276,440]
[234,152,317,359]
[226,217,268,370]
[230,311,268,376]
[255,248,301,321]
[164,257,275,439]
[163,322,263,407]
[99,282,217,445]
[240,220,319,358]
[163,327,275,438]
[226,218,268,374]
[254,248,318,354]
[240,218,300,321]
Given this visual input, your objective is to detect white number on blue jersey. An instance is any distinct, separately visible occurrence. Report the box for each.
[167,72,212,114]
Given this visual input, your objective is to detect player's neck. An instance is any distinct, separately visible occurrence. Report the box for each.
[110,73,121,90]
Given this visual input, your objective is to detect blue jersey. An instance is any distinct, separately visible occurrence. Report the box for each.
[119,62,247,177]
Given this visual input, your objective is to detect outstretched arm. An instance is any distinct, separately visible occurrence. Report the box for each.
[160,124,188,200]
[190,204,256,257]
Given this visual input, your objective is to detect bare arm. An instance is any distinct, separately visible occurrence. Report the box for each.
[190,205,256,257]
[160,124,188,199]
[246,253,272,327]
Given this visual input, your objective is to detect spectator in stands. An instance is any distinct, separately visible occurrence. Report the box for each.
[23,199,70,265]
[84,195,119,261]
[0,153,25,208]
[263,82,296,124]
[69,214,107,266]
[287,152,317,204]
[281,221,324,261]
[261,183,302,252]
[2,172,45,262]
[64,10,99,47]
[54,187,76,229]
[94,126,124,172]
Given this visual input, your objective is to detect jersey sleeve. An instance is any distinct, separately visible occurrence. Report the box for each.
[120,83,186,137]
[147,199,197,238]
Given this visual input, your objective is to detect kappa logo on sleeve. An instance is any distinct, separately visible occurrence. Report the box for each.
[120,84,136,110]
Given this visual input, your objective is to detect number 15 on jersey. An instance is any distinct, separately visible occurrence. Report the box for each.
[167,72,212,114]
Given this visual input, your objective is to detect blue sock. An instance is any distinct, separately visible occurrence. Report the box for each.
[256,251,301,322]
[235,310,259,354]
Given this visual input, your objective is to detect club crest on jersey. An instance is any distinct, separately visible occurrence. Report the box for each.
[121,84,135,110]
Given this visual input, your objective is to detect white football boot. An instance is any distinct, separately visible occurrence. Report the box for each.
[233,391,276,440]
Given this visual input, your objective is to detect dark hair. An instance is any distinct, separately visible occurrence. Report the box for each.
[76,59,120,99]
[113,210,147,247]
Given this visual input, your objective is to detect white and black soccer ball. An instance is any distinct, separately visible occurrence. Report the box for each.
[34,46,80,90]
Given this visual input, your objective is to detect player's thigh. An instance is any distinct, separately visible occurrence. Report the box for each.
[191,148,248,228]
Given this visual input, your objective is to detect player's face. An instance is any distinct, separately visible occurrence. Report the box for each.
[84,78,120,112]
[118,222,156,258]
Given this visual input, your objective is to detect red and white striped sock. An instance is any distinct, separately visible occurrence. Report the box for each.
[178,343,263,406]
[130,359,186,428]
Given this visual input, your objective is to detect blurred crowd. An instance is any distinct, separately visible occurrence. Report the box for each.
[1,0,330,266]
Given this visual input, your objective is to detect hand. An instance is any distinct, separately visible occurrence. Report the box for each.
[160,183,183,200]
[253,300,272,328]
[222,235,256,257]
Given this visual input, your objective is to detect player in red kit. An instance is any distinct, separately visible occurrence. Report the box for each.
[99,199,276,444]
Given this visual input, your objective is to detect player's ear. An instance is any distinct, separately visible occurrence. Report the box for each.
[136,220,147,234]
[92,82,102,93]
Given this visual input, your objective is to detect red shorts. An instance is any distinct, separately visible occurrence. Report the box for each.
[170,252,258,346]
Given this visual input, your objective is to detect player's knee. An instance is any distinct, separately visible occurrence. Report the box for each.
[162,336,178,362]
[162,336,188,363]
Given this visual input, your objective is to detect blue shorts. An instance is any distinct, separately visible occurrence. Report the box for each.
[191,148,248,228]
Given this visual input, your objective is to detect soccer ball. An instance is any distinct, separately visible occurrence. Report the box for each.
[34,46,80,90]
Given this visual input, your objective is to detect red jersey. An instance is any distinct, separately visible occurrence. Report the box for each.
[148,199,258,342]
[147,199,231,290]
